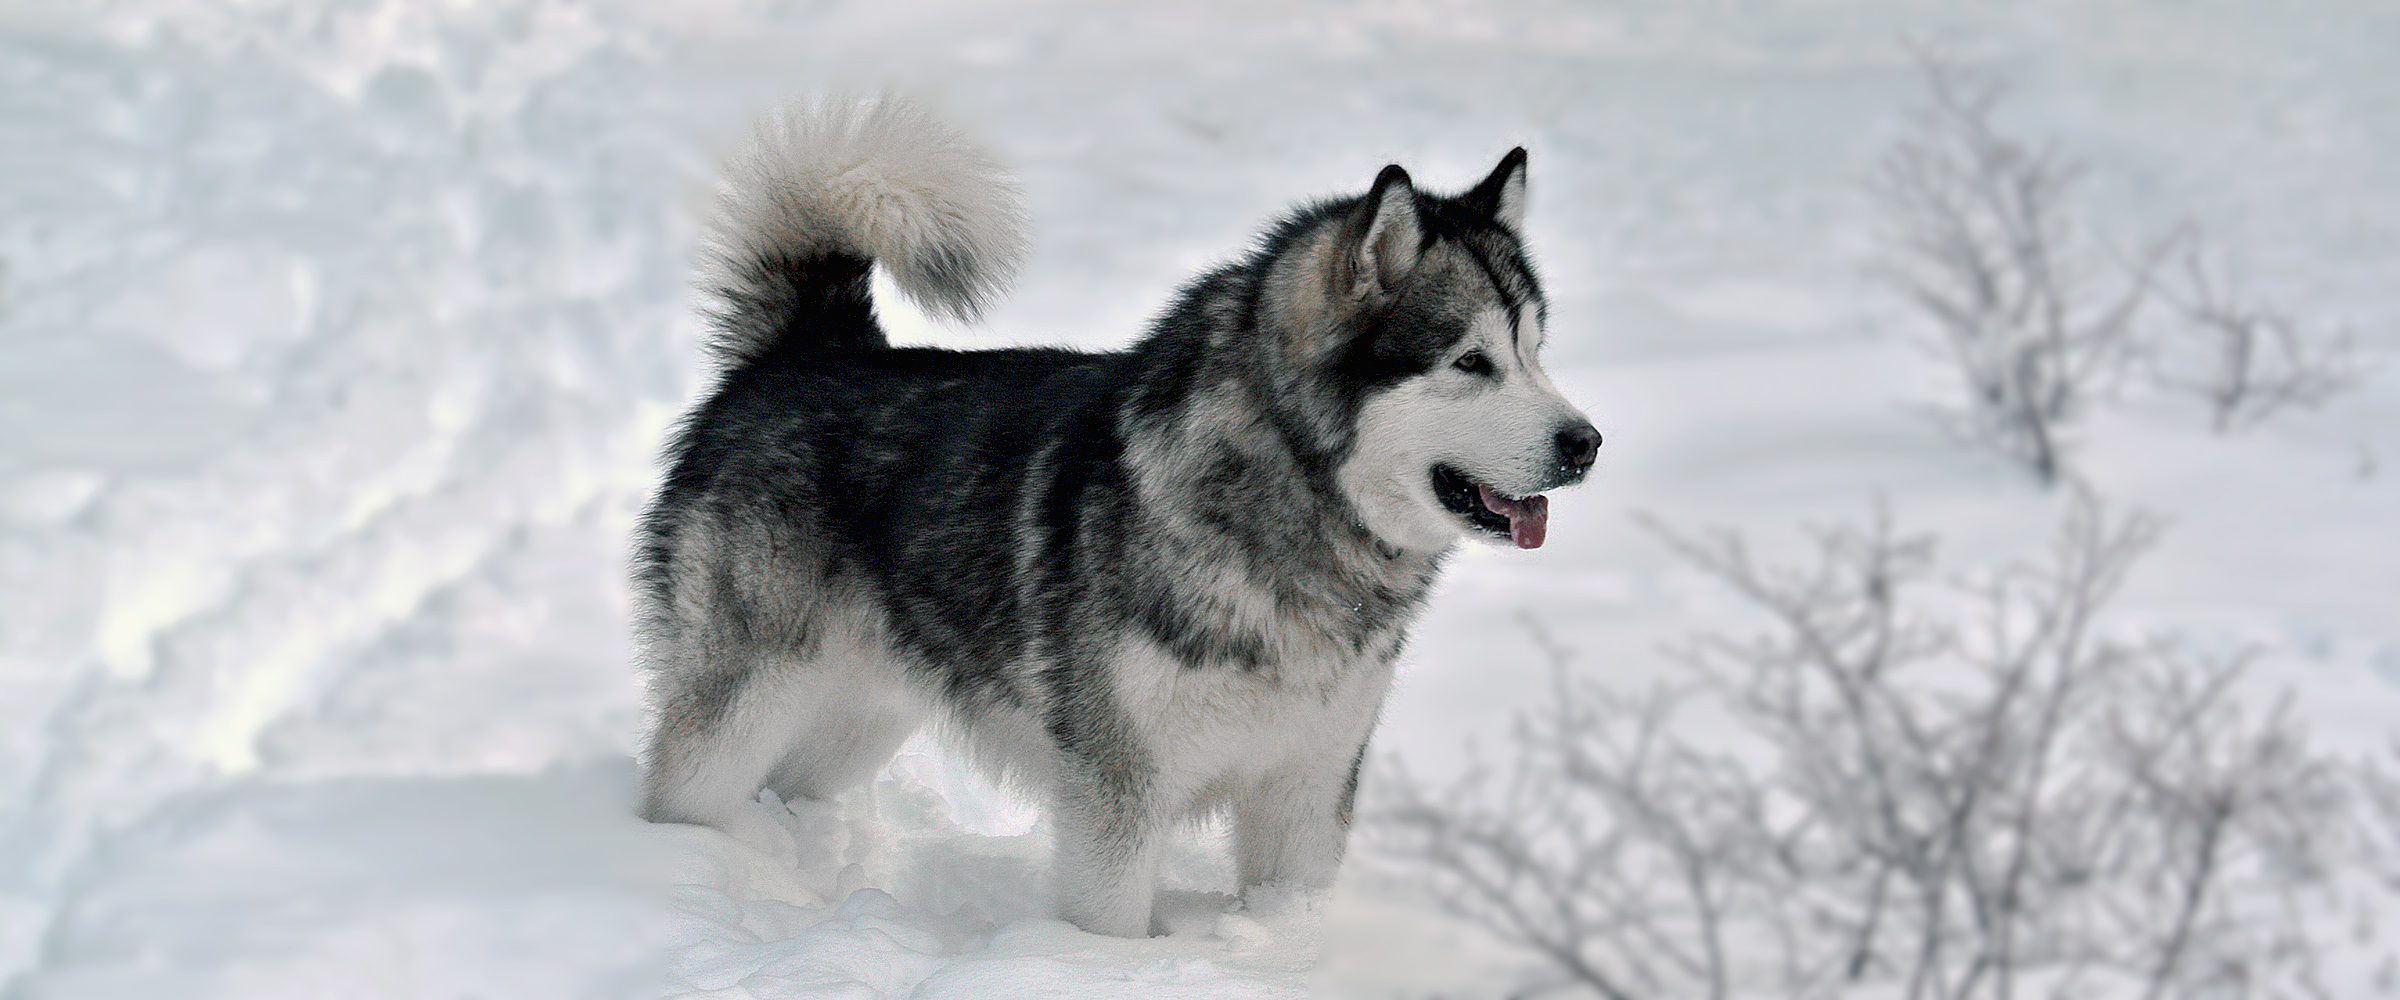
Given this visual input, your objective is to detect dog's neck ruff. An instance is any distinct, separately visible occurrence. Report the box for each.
[1113,397,1444,674]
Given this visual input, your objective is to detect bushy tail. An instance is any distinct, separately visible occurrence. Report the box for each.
[701,93,1028,363]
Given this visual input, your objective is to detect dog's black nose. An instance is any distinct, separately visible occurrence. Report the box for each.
[1556,422,1602,474]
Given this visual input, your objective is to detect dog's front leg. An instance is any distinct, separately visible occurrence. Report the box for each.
[1052,760,1164,937]
[1232,746,1360,896]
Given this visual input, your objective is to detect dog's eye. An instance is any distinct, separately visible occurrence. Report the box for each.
[1453,350,1492,376]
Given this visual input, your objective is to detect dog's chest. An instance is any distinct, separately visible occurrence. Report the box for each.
[1108,632,1400,786]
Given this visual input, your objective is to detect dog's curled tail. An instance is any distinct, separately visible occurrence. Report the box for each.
[702,93,1028,363]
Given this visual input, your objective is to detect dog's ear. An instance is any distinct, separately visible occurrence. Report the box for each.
[1463,147,1528,232]
[1342,165,1423,300]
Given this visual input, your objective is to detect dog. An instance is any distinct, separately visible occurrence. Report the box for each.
[634,94,1599,937]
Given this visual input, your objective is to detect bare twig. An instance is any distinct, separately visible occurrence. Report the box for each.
[2151,239,2368,434]
[1875,51,2161,485]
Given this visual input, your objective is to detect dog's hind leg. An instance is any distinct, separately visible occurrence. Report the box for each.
[638,647,806,859]
[641,648,925,855]
[757,655,926,803]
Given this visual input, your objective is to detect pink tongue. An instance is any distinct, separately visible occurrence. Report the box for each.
[1477,484,1550,549]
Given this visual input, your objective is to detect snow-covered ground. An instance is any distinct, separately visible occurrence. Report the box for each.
[3,1,2395,996]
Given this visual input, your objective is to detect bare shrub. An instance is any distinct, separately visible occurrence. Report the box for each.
[1365,495,2355,999]
[1373,643,1776,1000]
[2096,664,2345,1000]
[2152,241,2367,434]
[1874,54,2158,486]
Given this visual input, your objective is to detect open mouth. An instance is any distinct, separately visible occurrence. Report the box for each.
[1431,465,1549,549]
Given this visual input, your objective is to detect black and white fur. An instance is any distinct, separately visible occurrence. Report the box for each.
[635,95,1600,937]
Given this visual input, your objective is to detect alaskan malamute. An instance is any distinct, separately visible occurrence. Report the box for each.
[636,95,1600,937]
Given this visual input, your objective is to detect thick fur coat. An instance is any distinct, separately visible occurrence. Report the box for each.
[636,95,1598,937]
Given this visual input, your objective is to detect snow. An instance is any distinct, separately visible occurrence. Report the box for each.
[3,0,2397,996]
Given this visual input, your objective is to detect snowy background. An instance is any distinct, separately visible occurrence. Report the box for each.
[3,0,2396,996]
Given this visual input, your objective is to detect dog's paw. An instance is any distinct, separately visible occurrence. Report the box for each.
[720,801,802,867]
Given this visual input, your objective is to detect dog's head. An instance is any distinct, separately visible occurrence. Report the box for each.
[1261,150,1599,555]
